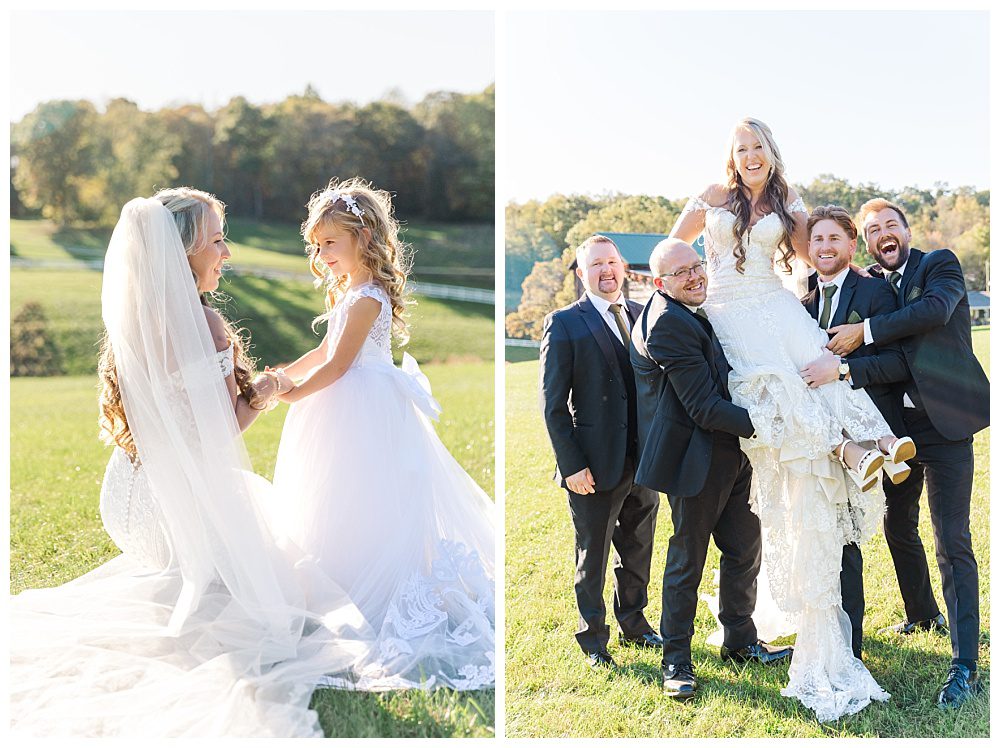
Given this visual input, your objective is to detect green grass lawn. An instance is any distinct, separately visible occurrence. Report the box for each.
[10,363,494,737]
[504,328,990,738]
[10,216,495,288]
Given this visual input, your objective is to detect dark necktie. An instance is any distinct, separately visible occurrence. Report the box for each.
[608,303,631,345]
[694,307,709,321]
[888,271,902,290]
[818,284,837,330]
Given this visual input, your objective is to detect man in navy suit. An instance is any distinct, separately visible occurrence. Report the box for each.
[631,238,790,700]
[540,235,661,670]
[827,199,990,708]
[797,205,911,660]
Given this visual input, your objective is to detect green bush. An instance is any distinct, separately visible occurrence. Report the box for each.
[10,302,63,376]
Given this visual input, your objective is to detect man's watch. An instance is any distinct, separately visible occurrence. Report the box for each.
[837,358,850,381]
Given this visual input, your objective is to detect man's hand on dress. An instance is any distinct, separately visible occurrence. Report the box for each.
[566,467,596,495]
[826,322,864,356]
[799,351,840,389]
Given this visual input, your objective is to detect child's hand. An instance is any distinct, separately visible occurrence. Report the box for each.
[267,367,295,394]
[249,374,276,410]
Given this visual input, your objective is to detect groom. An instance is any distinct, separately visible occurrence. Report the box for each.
[631,238,791,699]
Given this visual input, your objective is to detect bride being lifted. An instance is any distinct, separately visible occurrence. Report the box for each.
[669,117,913,721]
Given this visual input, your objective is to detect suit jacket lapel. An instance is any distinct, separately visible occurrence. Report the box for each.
[578,296,624,387]
[831,271,858,328]
[802,287,820,320]
[899,248,923,304]
[625,299,642,327]
[671,300,730,395]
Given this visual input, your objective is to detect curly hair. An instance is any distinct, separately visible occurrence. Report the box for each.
[724,117,797,275]
[301,177,413,343]
[97,187,259,462]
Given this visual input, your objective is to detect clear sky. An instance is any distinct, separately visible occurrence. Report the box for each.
[9,11,494,120]
[505,10,989,201]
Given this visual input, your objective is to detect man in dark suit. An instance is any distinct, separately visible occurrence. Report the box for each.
[797,205,912,660]
[827,198,990,708]
[539,234,661,670]
[631,238,791,699]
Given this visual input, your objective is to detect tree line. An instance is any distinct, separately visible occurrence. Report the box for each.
[10,84,494,227]
[506,176,989,339]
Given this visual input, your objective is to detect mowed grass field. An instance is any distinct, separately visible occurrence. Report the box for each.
[10,217,494,375]
[504,328,989,738]
[9,217,495,738]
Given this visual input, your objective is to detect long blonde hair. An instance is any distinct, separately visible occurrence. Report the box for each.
[724,117,796,275]
[97,187,258,460]
[302,177,412,342]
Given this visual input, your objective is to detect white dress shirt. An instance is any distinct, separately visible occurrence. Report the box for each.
[586,291,630,345]
[817,267,850,327]
[861,259,915,408]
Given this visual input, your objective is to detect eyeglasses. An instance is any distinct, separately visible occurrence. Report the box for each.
[659,260,707,279]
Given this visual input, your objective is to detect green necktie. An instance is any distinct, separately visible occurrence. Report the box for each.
[888,271,902,289]
[608,303,631,345]
[695,307,709,320]
[818,284,837,330]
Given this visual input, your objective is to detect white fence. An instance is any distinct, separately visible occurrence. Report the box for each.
[505,338,540,348]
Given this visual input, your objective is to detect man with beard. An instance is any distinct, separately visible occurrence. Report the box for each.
[827,198,990,708]
[540,235,661,670]
[797,205,912,660]
[631,239,790,700]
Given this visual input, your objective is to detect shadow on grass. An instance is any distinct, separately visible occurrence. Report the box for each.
[51,225,111,264]
[311,688,495,738]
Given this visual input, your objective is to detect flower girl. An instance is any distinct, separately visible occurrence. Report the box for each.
[266,178,494,690]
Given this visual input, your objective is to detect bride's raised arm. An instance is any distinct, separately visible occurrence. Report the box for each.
[786,186,811,264]
[670,184,726,243]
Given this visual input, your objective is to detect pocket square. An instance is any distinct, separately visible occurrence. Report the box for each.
[906,286,923,302]
[847,310,862,324]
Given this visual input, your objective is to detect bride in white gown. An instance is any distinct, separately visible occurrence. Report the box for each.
[671,118,911,721]
[10,189,377,736]
[267,179,495,691]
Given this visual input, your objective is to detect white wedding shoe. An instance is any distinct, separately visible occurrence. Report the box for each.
[837,439,884,492]
[881,460,911,485]
[877,436,915,484]
[881,436,916,464]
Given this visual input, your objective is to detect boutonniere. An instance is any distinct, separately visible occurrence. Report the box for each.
[906,286,923,302]
[847,310,863,324]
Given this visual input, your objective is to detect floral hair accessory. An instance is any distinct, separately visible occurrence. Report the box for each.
[322,190,366,219]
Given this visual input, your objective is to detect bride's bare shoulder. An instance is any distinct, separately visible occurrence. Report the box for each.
[201,306,231,352]
[699,183,730,208]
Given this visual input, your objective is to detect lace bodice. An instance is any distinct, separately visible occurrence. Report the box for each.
[99,447,173,570]
[324,282,393,364]
[685,195,807,302]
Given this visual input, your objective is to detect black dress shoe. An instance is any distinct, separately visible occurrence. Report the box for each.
[937,664,982,709]
[720,640,793,665]
[585,648,618,670]
[662,662,697,699]
[879,613,948,636]
[619,631,664,649]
